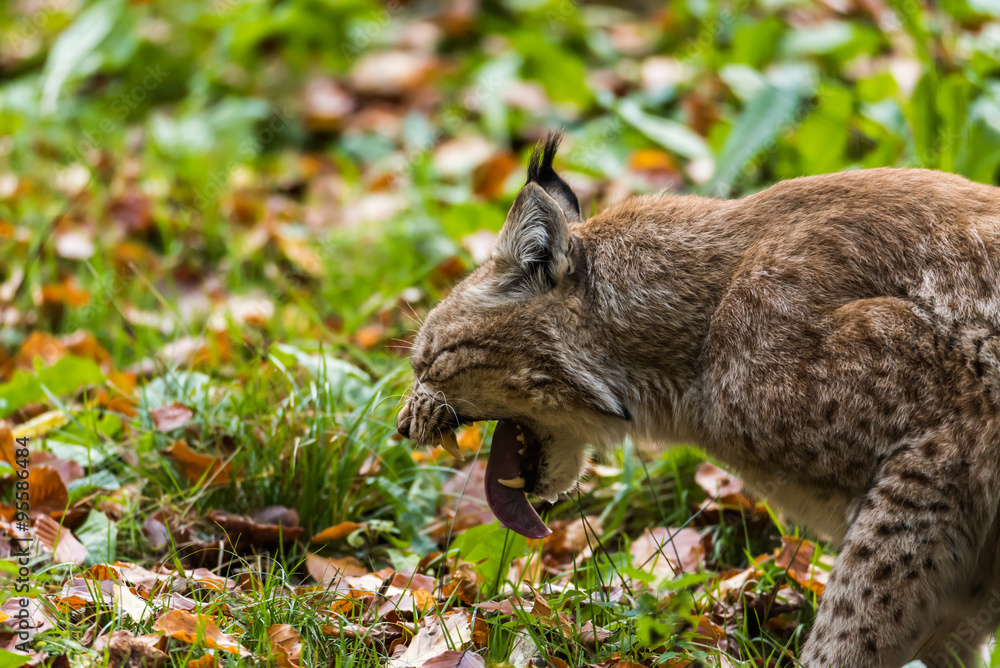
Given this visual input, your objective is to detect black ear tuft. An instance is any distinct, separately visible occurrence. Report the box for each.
[525,132,582,223]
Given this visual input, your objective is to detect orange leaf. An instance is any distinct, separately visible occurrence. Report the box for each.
[267,624,303,668]
[40,279,90,307]
[0,427,16,467]
[186,655,216,668]
[17,331,67,369]
[162,440,232,487]
[27,466,69,517]
[152,610,249,656]
[775,536,828,596]
[61,330,110,367]
[310,521,363,544]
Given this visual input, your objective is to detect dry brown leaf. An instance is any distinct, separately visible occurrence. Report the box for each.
[544,654,569,668]
[267,624,303,668]
[694,462,742,497]
[30,451,84,485]
[630,527,706,582]
[349,50,435,97]
[209,509,304,546]
[151,403,193,432]
[27,465,69,517]
[423,651,486,668]
[92,630,168,667]
[61,330,111,367]
[152,610,250,656]
[306,553,367,586]
[580,620,612,650]
[303,77,354,132]
[473,152,517,199]
[544,516,602,564]
[0,426,16,467]
[775,536,829,595]
[40,278,90,307]
[161,440,231,487]
[310,521,364,544]
[17,331,67,369]
[387,610,472,667]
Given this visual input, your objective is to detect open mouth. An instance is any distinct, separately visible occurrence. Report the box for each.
[425,413,551,540]
[482,419,551,539]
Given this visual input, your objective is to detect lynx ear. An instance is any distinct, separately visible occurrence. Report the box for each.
[493,182,570,293]
[526,133,581,223]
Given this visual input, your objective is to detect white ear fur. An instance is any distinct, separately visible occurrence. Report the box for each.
[492,183,570,294]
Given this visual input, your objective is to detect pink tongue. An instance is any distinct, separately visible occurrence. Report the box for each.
[485,420,552,539]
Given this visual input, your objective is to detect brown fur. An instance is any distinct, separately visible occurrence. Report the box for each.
[398,137,1000,666]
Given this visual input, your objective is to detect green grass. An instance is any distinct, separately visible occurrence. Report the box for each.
[5,0,1000,665]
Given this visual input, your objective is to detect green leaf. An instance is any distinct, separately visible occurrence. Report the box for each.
[0,650,32,668]
[705,69,812,195]
[76,510,118,567]
[0,356,105,417]
[40,0,124,114]
[68,471,121,504]
[611,97,712,162]
[450,522,529,596]
[271,343,374,407]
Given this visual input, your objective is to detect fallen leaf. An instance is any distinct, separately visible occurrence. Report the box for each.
[580,620,612,650]
[40,278,90,307]
[422,650,486,668]
[306,553,367,586]
[303,77,354,131]
[775,536,829,595]
[151,403,193,432]
[186,655,216,668]
[35,515,87,565]
[387,610,472,667]
[267,624,303,668]
[209,509,304,547]
[630,527,706,581]
[61,330,110,367]
[310,521,364,544]
[26,466,69,518]
[161,440,231,487]
[92,630,168,667]
[16,331,67,369]
[152,610,249,656]
[349,50,435,97]
[0,426,16,467]
[694,462,742,498]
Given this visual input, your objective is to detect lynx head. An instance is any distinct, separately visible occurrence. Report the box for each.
[397,134,632,535]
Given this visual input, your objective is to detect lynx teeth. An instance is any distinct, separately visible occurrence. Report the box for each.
[497,476,526,489]
[439,431,463,460]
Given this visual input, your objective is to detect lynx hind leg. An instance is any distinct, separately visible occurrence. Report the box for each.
[802,434,993,668]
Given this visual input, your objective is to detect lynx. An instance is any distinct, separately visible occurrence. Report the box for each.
[397,133,1000,667]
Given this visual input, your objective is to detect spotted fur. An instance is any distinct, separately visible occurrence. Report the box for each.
[398,134,1000,666]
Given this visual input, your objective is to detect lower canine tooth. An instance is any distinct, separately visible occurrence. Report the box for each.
[497,476,525,489]
[439,432,463,460]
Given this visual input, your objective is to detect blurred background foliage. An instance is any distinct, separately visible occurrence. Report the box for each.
[5,0,1000,355]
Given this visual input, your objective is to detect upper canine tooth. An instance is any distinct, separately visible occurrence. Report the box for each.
[497,476,525,489]
[439,431,463,461]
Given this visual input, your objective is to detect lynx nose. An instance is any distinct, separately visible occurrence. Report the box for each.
[397,401,412,439]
